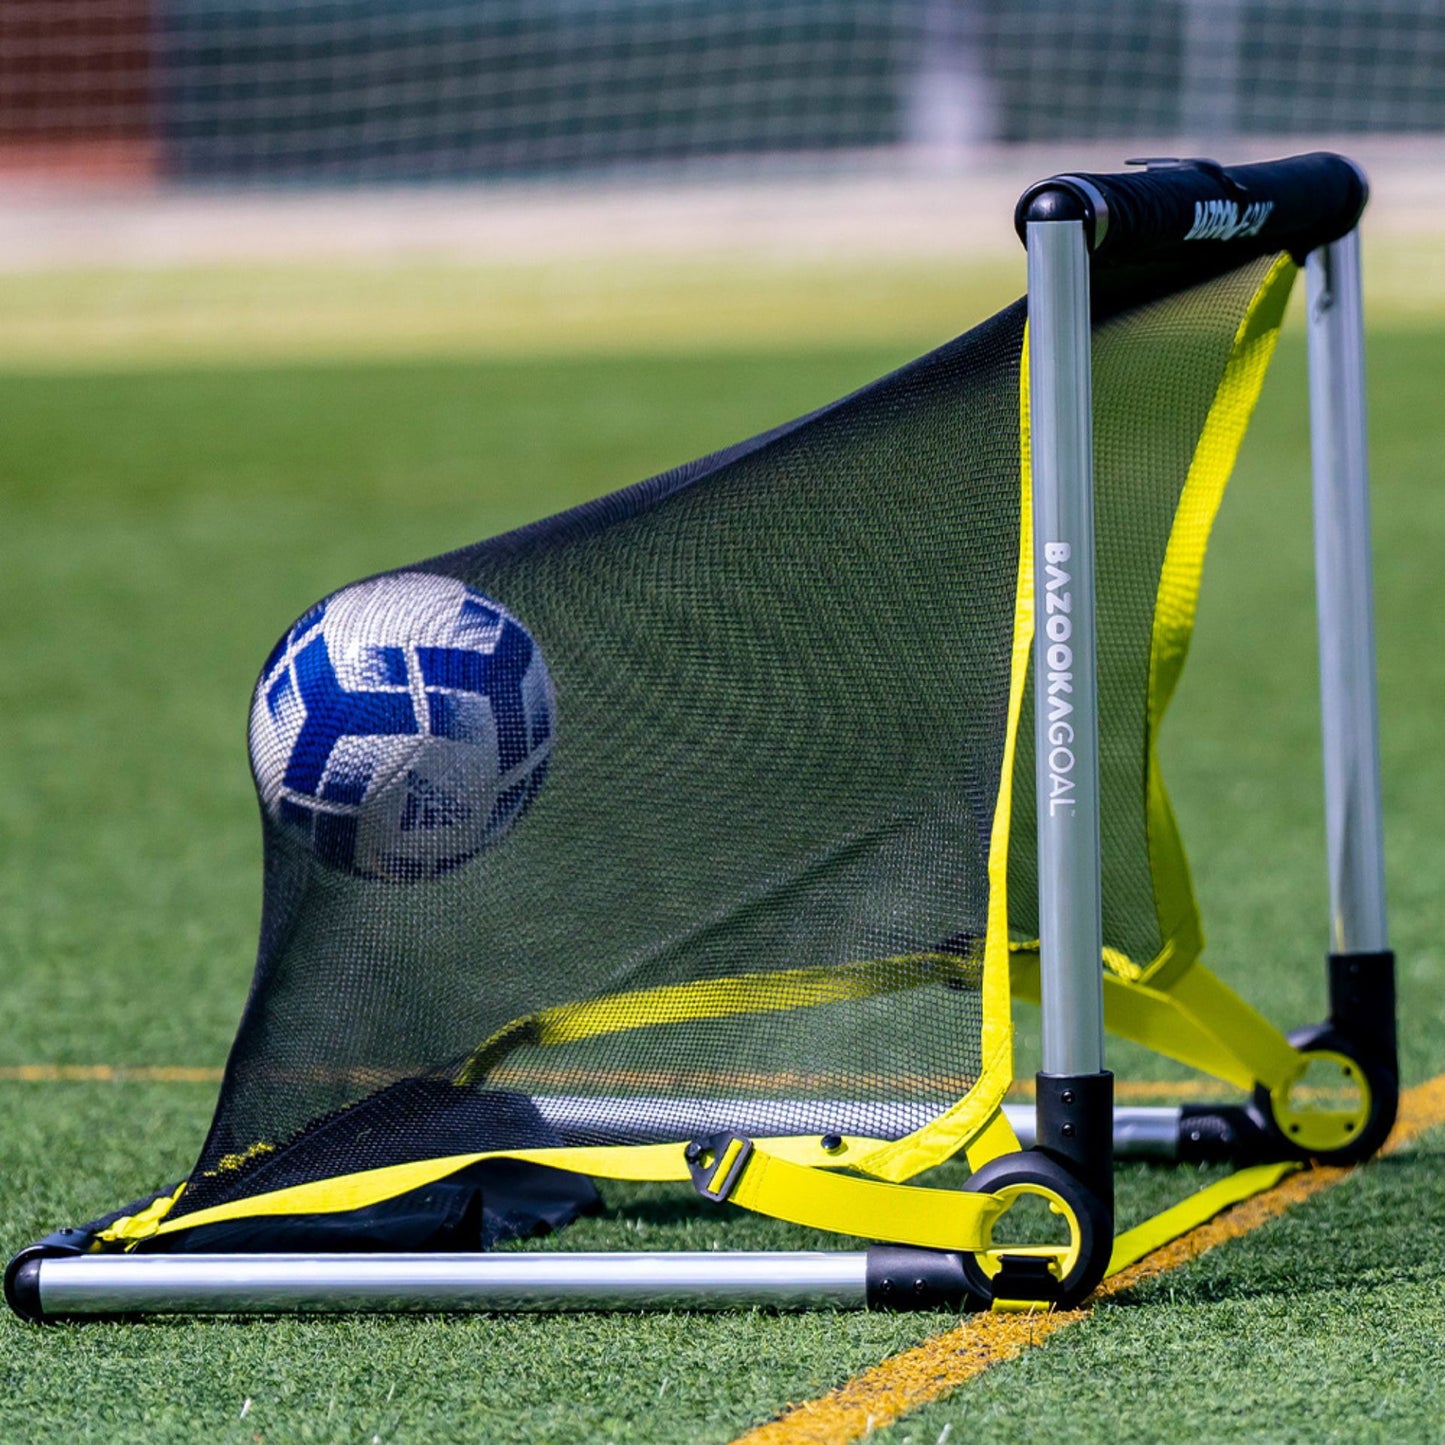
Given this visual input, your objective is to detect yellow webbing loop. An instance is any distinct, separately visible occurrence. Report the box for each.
[1012,952,1301,1094]
[107,1132,919,1246]
[1141,256,1298,990]
[963,1107,1021,1172]
[696,1138,1010,1252]
[113,1131,1009,1255]
[456,951,982,1086]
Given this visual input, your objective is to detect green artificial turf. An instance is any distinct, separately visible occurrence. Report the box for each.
[2,321,1443,1443]
[893,1125,1445,1445]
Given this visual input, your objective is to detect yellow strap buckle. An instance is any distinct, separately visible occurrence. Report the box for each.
[686,1132,755,1202]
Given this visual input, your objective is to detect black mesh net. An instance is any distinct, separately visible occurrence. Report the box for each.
[177,302,1028,1223]
[149,252,1287,1237]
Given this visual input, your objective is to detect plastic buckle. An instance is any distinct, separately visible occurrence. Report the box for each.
[685,1131,755,1202]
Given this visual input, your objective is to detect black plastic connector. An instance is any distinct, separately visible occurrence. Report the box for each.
[1176,1103,1276,1166]
[1034,1071,1115,1211]
[989,1254,1062,1306]
[4,1256,44,1324]
[1016,184,1094,227]
[1328,949,1397,1067]
[865,1247,978,1312]
[961,1144,1115,1308]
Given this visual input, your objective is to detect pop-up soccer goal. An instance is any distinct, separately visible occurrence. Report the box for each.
[7,152,1398,1321]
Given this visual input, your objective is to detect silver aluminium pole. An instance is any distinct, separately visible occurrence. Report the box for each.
[25,1252,870,1316]
[1306,229,1388,956]
[1026,218,1106,1076]
[527,1096,1181,1157]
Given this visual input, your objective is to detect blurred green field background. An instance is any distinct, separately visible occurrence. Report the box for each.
[1,261,1443,1441]
[0,232,1439,370]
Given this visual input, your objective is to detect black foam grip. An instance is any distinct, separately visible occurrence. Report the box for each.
[1016,153,1367,267]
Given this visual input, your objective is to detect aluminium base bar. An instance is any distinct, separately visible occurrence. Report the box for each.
[9,1248,983,1320]
[529,1097,1194,1160]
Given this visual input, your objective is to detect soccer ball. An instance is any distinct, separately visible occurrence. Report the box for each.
[249,572,554,882]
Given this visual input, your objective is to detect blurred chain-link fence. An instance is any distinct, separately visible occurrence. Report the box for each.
[2,1,1443,185]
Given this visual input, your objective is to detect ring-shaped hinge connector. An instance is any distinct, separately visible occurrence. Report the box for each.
[969,1181,1083,1288]
[1266,1048,1372,1155]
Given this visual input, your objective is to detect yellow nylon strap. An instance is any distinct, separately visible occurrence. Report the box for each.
[111,1130,1009,1254]
[963,1107,1021,1171]
[1012,952,1300,1093]
[1011,938,1145,984]
[703,1142,1009,1252]
[1141,255,1298,988]
[110,1133,882,1244]
[1106,1160,1300,1275]
[456,951,982,1086]
[96,1183,188,1245]
[1163,963,1302,1091]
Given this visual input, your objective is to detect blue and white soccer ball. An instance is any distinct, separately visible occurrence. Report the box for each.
[249,572,554,882]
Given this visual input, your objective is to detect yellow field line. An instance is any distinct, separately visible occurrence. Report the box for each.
[0,1065,224,1083]
[733,1073,1445,1445]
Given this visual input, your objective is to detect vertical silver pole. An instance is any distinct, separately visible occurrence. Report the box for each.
[1306,230,1388,956]
[1027,219,1106,1076]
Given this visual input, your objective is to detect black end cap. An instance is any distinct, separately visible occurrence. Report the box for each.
[4,1256,44,1324]
[1177,1103,1276,1165]
[6,1235,87,1324]
[5,1228,91,1323]
[865,1246,980,1312]
[1014,181,1099,249]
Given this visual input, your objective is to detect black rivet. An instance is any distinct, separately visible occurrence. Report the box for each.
[1061,1122,1076,1138]
[880,1278,895,1295]
[684,1141,706,1164]
[1060,1090,1075,1105]
[913,1278,928,1295]
[821,1133,844,1153]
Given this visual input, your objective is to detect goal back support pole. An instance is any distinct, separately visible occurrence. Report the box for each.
[1024,211,1114,1210]
[1306,225,1397,1067]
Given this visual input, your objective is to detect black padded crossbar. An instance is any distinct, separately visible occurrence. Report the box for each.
[1015,153,1367,268]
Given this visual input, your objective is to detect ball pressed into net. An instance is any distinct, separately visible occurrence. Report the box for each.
[248,571,554,882]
